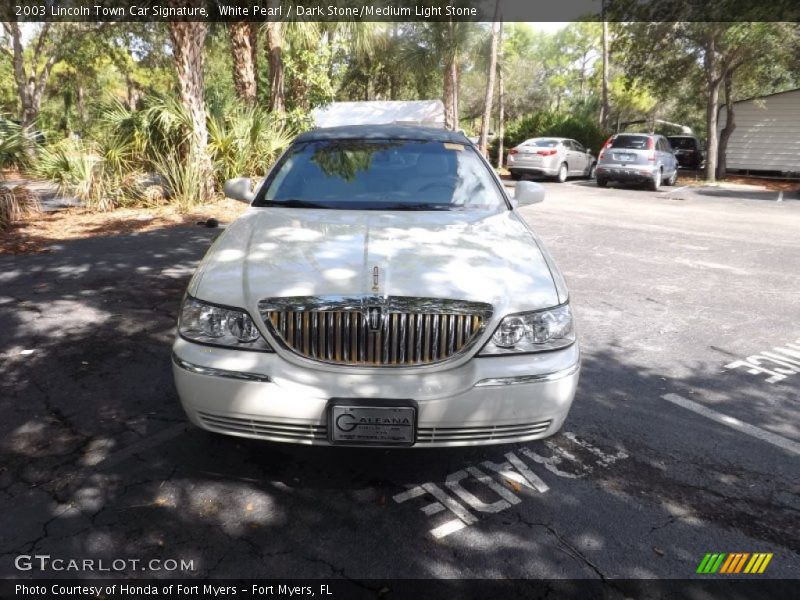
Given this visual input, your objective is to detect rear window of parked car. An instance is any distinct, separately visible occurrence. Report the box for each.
[522,139,559,148]
[668,137,697,149]
[609,135,651,150]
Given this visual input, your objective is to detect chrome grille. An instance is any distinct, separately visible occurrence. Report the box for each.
[197,411,327,443]
[417,420,553,444]
[259,296,492,367]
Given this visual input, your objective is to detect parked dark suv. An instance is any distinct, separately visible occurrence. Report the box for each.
[667,136,704,170]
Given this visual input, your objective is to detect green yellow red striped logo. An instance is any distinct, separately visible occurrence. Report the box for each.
[696,552,773,574]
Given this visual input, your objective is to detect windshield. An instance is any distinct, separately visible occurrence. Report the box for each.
[610,135,651,150]
[668,137,696,149]
[255,139,506,211]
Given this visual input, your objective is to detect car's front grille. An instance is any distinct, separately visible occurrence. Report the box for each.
[417,420,553,444]
[259,296,492,367]
[197,411,327,442]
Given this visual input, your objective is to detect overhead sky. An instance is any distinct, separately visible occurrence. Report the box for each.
[527,22,570,33]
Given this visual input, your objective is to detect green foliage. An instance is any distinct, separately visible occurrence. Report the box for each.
[32,138,125,211]
[0,118,29,170]
[284,45,336,112]
[501,110,610,156]
[150,150,205,212]
[207,106,295,186]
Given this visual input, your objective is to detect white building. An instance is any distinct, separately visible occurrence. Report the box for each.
[312,100,445,129]
[718,88,800,175]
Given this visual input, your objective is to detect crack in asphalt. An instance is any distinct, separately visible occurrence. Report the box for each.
[513,512,607,581]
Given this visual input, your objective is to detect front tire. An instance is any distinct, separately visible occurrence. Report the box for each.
[555,162,568,183]
[649,169,662,191]
[596,177,608,188]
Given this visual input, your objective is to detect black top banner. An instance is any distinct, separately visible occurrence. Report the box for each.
[3,0,799,23]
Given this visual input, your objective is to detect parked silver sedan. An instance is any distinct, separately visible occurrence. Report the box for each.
[507,137,596,183]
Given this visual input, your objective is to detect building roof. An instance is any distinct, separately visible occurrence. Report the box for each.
[311,100,445,129]
[731,87,800,105]
[296,124,469,144]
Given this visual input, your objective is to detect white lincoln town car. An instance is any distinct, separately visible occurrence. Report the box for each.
[172,125,580,447]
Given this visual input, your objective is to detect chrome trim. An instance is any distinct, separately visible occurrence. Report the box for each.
[172,353,271,383]
[473,363,580,387]
[258,295,493,368]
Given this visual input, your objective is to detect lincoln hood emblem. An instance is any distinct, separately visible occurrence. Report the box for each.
[372,265,380,291]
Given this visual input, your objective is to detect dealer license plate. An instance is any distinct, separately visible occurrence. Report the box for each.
[329,404,416,446]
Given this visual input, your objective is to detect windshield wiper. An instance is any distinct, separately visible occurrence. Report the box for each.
[380,203,454,211]
[262,199,329,208]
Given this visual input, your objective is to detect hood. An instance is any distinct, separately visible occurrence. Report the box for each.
[189,207,560,317]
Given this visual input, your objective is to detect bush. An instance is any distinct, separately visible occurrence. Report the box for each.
[494,111,611,162]
[0,184,40,230]
[33,137,138,211]
[207,106,295,187]
[0,118,29,171]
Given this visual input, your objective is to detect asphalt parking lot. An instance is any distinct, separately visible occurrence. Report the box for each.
[1,178,798,584]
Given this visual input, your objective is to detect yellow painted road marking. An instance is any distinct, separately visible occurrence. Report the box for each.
[758,554,773,573]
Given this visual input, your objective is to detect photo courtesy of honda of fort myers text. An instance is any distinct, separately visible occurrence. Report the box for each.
[1,0,799,599]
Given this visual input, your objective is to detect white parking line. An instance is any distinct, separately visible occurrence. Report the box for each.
[662,393,800,456]
[664,185,689,195]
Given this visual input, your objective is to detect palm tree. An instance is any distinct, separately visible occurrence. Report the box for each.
[168,21,213,199]
[265,20,285,113]
[229,22,257,106]
[404,22,474,130]
[478,2,502,155]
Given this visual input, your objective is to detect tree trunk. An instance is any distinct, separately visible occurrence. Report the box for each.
[600,20,610,128]
[452,52,460,129]
[478,4,502,156]
[443,53,456,130]
[716,69,735,181]
[496,22,505,169]
[76,84,86,128]
[703,35,722,183]
[229,22,257,106]
[2,22,58,155]
[265,21,285,114]
[168,21,213,200]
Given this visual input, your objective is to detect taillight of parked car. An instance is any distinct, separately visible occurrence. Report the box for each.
[598,135,613,160]
[509,148,519,155]
[647,137,656,161]
[536,149,557,156]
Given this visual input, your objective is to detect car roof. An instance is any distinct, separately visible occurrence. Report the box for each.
[296,125,470,144]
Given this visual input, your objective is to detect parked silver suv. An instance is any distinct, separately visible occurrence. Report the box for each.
[595,133,678,191]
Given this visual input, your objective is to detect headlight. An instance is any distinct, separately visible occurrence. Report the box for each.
[178,296,273,352]
[480,304,575,355]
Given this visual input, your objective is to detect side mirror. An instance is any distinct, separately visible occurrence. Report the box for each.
[223,177,254,203]
[514,181,545,206]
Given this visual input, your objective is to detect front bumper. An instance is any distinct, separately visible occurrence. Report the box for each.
[172,337,580,447]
